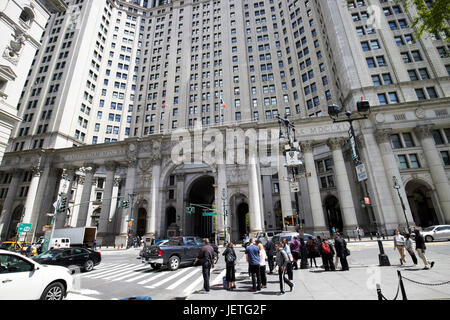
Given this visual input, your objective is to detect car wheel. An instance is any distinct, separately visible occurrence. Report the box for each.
[83,259,94,272]
[425,235,434,242]
[168,256,180,271]
[150,263,161,270]
[40,282,65,300]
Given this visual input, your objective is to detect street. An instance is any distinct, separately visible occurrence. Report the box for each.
[67,240,450,300]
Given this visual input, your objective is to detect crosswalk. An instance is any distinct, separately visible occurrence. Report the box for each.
[76,262,229,296]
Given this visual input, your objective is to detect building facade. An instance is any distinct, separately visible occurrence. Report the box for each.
[0,0,67,163]
[0,0,449,245]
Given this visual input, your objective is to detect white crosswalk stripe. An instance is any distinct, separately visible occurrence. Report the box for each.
[167,268,201,290]
[183,274,204,295]
[101,264,147,280]
[137,271,167,285]
[110,266,152,282]
[145,267,193,289]
[81,263,130,277]
[84,264,136,279]
[125,269,156,283]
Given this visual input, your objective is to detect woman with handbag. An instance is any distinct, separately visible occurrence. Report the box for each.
[404,233,417,266]
[223,242,237,290]
[257,241,268,288]
[282,238,294,281]
[306,237,318,268]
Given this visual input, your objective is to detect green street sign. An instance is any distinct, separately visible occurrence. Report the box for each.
[18,223,32,233]
[202,212,217,217]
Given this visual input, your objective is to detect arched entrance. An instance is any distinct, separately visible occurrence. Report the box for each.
[406,180,439,228]
[229,193,249,242]
[274,200,283,230]
[166,206,176,228]
[91,208,101,228]
[6,205,24,240]
[136,208,147,237]
[237,202,250,240]
[324,195,343,233]
[187,176,215,238]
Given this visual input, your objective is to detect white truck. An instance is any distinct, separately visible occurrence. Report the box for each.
[51,227,97,248]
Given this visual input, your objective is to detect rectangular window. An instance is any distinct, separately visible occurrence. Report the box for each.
[398,155,409,169]
[402,133,415,148]
[441,151,450,166]
[409,154,420,169]
[390,134,403,149]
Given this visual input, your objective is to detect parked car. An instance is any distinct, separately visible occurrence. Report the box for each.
[141,236,219,271]
[415,225,450,242]
[272,232,314,245]
[33,247,101,272]
[0,249,73,300]
[0,241,37,256]
[256,230,283,246]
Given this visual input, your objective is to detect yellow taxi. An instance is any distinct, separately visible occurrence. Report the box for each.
[0,241,37,256]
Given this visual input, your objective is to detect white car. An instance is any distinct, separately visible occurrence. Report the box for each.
[0,249,74,300]
[419,225,450,242]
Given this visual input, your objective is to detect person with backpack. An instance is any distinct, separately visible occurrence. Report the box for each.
[404,233,417,266]
[318,236,335,271]
[333,233,349,271]
[264,236,275,274]
[222,242,237,290]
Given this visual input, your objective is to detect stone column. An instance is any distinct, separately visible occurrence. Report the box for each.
[175,173,185,235]
[55,168,76,229]
[375,129,415,229]
[248,154,263,235]
[147,158,161,238]
[327,138,359,233]
[76,164,96,227]
[70,175,84,227]
[97,162,117,245]
[21,166,43,225]
[107,177,121,233]
[300,141,327,234]
[0,169,22,240]
[277,154,293,228]
[216,164,228,239]
[118,160,137,239]
[415,125,450,223]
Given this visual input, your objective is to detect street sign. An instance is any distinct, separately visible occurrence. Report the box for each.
[286,151,303,166]
[202,212,217,217]
[290,182,300,193]
[356,163,368,182]
[17,223,32,233]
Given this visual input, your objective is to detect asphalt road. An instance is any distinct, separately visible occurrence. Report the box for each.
[67,240,450,300]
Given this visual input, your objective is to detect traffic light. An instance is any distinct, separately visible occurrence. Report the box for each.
[122,200,130,208]
[58,195,67,213]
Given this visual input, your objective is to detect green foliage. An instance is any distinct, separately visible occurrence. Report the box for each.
[397,0,450,41]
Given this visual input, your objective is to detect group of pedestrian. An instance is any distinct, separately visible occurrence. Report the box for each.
[393,228,435,270]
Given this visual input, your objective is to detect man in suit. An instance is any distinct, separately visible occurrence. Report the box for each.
[265,236,275,274]
[194,238,216,293]
[333,233,349,271]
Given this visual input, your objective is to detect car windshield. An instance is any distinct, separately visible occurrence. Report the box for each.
[35,250,61,259]
[167,238,183,246]
[422,226,435,232]
[0,243,13,248]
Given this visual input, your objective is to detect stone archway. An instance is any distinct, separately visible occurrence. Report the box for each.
[229,193,249,242]
[406,180,439,228]
[324,195,343,234]
[6,205,23,240]
[136,208,147,237]
[186,175,215,238]
[166,206,176,229]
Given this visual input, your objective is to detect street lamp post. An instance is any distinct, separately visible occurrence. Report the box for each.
[276,114,303,232]
[328,102,390,266]
[393,176,411,234]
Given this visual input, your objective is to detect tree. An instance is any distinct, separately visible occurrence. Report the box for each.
[397,0,450,41]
